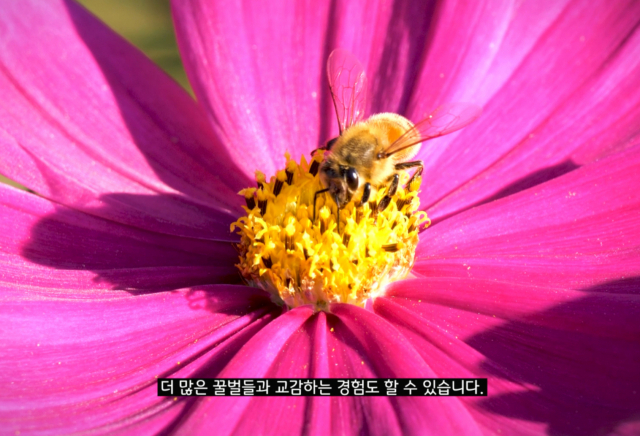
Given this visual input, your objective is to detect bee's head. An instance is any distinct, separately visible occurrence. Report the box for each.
[319,159,360,207]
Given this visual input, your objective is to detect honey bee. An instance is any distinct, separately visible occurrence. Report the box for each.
[315,49,481,223]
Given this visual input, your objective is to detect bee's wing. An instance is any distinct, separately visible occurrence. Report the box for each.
[383,103,482,161]
[327,49,367,134]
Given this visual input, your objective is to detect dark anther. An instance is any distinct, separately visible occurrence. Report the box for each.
[285,170,294,185]
[378,195,392,213]
[309,160,320,176]
[262,256,272,268]
[273,179,284,196]
[259,199,268,215]
[342,233,351,247]
[382,243,401,253]
[245,195,256,210]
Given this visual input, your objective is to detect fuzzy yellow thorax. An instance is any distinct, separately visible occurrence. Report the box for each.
[231,151,429,310]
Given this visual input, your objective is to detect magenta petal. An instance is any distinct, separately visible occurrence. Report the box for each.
[407,0,517,111]
[329,304,483,435]
[416,144,640,289]
[177,306,482,435]
[171,0,441,175]
[0,0,247,239]
[172,0,333,177]
[405,143,640,434]
[377,277,640,435]
[412,1,640,221]
[174,307,315,435]
[0,184,237,290]
[319,1,438,117]
[373,293,541,435]
[0,284,276,434]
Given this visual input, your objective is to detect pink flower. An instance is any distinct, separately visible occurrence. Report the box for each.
[1,0,639,434]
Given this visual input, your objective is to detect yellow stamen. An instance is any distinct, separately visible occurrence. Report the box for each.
[255,170,266,188]
[231,153,429,309]
[239,188,257,211]
[285,159,297,184]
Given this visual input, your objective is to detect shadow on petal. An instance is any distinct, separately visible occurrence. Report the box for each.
[19,196,241,292]
[468,278,640,436]
[479,159,580,206]
[368,0,437,116]
[64,0,250,199]
[431,158,580,225]
[183,285,275,317]
[97,192,240,241]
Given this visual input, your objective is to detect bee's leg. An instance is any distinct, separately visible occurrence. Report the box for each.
[388,174,400,197]
[377,174,400,213]
[394,160,423,171]
[395,160,423,187]
[313,188,329,222]
[334,194,341,234]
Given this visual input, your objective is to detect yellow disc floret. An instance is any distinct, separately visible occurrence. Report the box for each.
[230,152,429,310]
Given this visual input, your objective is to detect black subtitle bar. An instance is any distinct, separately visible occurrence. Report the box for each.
[158,378,487,396]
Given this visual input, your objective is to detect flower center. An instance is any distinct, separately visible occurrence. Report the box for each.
[231,152,429,310]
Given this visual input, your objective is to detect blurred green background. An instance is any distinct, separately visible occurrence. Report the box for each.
[0,0,191,190]
[77,0,191,92]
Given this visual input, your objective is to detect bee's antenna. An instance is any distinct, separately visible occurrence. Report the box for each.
[311,137,338,157]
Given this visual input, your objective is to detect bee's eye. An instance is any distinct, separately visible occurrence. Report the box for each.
[346,167,359,191]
